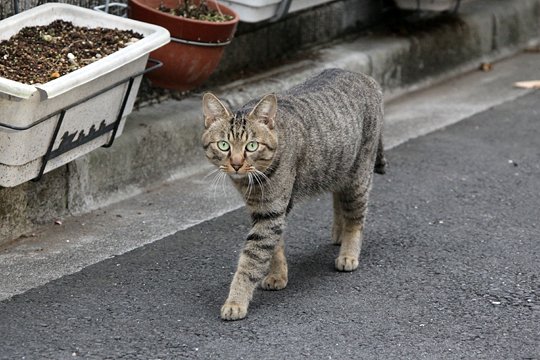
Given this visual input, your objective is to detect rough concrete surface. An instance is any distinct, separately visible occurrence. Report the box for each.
[0,89,538,360]
[1,51,539,302]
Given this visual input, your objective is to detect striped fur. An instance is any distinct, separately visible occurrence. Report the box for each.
[202,69,386,320]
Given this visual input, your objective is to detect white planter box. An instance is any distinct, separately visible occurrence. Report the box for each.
[219,0,335,23]
[0,3,170,187]
[393,0,461,12]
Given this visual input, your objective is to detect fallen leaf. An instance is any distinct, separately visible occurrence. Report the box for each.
[479,62,493,72]
[513,80,540,89]
[524,46,540,52]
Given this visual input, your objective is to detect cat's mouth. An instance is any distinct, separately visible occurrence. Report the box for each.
[221,165,247,180]
[223,165,261,181]
[217,164,240,175]
[228,172,246,180]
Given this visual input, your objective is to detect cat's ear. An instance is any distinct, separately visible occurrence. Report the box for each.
[249,93,277,129]
[202,92,232,128]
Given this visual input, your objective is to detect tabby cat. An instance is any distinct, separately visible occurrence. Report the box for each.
[202,68,386,321]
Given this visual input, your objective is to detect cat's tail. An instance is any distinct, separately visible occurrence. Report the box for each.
[374,134,387,175]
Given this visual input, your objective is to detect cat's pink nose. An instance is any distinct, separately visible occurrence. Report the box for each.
[232,164,242,172]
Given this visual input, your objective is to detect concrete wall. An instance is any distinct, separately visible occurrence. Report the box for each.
[211,0,389,83]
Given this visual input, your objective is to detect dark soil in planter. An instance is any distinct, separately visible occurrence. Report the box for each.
[158,0,234,22]
[0,20,143,85]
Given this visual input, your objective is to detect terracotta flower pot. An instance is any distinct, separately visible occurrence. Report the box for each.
[128,0,239,91]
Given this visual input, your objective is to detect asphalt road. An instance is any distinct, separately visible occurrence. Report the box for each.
[1,92,539,359]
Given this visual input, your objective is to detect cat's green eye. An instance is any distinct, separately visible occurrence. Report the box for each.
[217,140,230,151]
[246,141,259,152]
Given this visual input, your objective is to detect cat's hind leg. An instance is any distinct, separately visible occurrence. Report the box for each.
[334,176,372,272]
[261,237,288,290]
[332,192,343,245]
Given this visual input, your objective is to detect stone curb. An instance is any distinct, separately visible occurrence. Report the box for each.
[1,0,539,245]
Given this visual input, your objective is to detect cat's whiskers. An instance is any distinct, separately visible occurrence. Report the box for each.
[219,166,230,195]
[203,167,221,180]
[249,167,267,202]
[210,172,223,201]
[245,172,254,198]
[208,166,228,201]
[254,168,269,182]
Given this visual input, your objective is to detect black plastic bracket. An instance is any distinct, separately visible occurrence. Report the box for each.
[31,58,162,182]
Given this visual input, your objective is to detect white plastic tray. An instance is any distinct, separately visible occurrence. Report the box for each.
[219,0,334,23]
[0,3,170,187]
[393,0,460,11]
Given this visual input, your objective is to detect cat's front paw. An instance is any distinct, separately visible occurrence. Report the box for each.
[221,301,248,321]
[335,256,359,272]
[261,274,288,290]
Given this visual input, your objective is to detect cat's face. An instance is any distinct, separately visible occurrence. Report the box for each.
[202,93,278,180]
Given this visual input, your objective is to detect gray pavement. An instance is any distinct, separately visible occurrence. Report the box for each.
[1,51,539,302]
[1,87,539,358]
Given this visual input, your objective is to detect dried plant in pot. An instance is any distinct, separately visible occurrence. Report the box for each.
[128,0,239,91]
